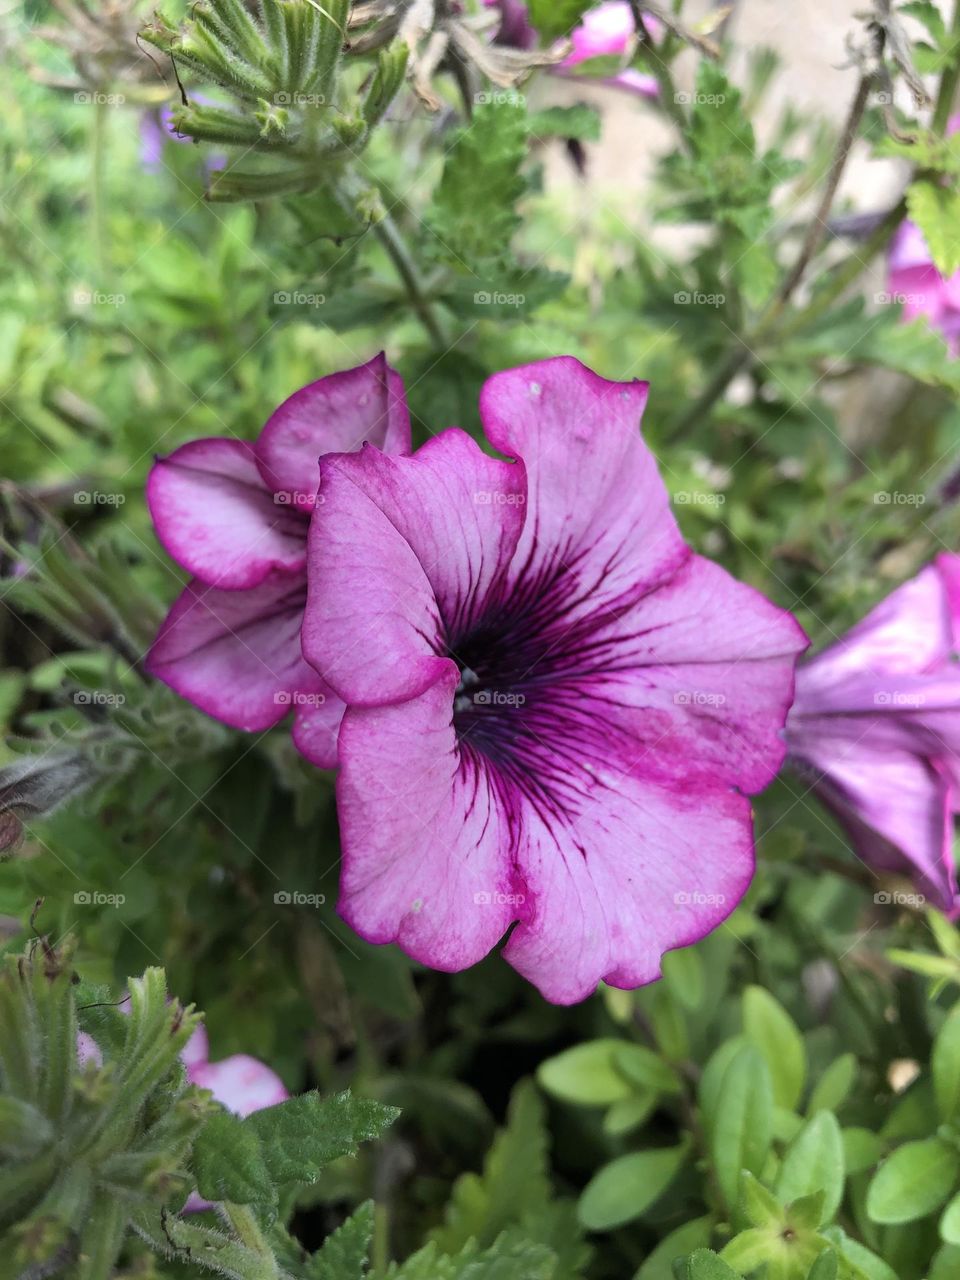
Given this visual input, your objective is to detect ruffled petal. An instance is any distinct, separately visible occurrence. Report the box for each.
[146,574,335,739]
[336,670,521,969]
[502,768,756,1003]
[255,353,411,511]
[302,431,525,704]
[147,439,306,589]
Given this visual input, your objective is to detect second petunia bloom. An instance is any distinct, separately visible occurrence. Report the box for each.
[302,357,807,1003]
[146,355,410,768]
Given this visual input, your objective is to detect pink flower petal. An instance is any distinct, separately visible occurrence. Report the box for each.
[563,1,635,64]
[337,670,520,971]
[302,431,525,705]
[147,573,340,754]
[255,353,411,511]
[181,1024,209,1068]
[189,1054,288,1118]
[147,439,307,589]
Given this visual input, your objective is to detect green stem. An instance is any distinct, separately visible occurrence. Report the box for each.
[372,212,448,349]
[372,1201,390,1277]
[221,1202,278,1272]
[90,96,108,278]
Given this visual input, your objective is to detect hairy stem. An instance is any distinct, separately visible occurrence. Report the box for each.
[373,211,448,348]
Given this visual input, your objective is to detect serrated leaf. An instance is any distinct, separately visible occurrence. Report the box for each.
[866,1137,960,1224]
[431,1081,551,1252]
[307,1200,374,1280]
[743,986,807,1110]
[906,179,960,275]
[578,1141,690,1231]
[192,1109,273,1206]
[775,1112,844,1226]
[391,1233,556,1280]
[427,101,528,272]
[528,105,602,142]
[246,1091,398,1191]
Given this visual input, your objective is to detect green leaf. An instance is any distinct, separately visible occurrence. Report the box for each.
[578,1141,690,1231]
[934,1005,960,1123]
[527,0,591,39]
[940,1189,960,1245]
[528,105,602,142]
[192,1110,273,1207]
[743,986,807,1110]
[710,1045,774,1210]
[740,1170,784,1229]
[635,1216,714,1280]
[906,179,960,276]
[307,1200,374,1280]
[681,1250,742,1280]
[931,1243,960,1280]
[775,1111,845,1226]
[391,1233,556,1280]
[431,1082,553,1253]
[807,1250,838,1280]
[246,1090,398,1192]
[808,1055,857,1116]
[613,1044,682,1095]
[866,1137,960,1224]
[662,946,705,1012]
[537,1039,634,1105]
[427,101,528,272]
[841,1128,883,1176]
[821,1227,899,1280]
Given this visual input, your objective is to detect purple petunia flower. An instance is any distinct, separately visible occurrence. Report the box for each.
[145,354,411,769]
[300,357,807,1004]
[786,554,960,912]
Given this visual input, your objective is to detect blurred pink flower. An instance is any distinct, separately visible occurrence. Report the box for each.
[787,554,960,911]
[181,1024,287,1117]
[302,356,806,1003]
[146,355,411,769]
[486,0,660,98]
[886,116,960,356]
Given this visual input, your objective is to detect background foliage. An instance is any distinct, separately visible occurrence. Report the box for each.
[3,0,960,1277]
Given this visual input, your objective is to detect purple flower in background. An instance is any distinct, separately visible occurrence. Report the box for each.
[886,115,960,356]
[302,357,806,1003]
[486,0,660,98]
[787,555,960,911]
[887,219,960,356]
[140,99,226,173]
[146,355,411,768]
